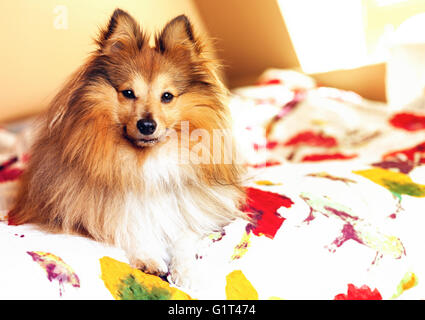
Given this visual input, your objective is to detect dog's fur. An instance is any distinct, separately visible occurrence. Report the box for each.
[9,9,246,279]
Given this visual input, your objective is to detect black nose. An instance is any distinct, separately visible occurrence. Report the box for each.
[137,118,157,135]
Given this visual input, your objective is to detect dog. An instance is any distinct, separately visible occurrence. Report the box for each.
[9,9,247,286]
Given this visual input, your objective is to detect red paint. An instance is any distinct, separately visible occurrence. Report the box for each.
[242,187,293,239]
[0,168,23,183]
[0,156,18,170]
[383,141,425,164]
[250,161,282,169]
[257,78,282,86]
[389,112,425,131]
[266,141,279,149]
[253,141,279,151]
[284,131,337,148]
[301,153,357,162]
[334,284,382,300]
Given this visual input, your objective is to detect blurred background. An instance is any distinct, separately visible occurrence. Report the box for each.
[1,0,425,123]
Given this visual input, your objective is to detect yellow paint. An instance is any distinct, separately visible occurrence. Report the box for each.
[225,270,258,300]
[353,168,425,197]
[392,272,418,299]
[254,180,282,186]
[230,232,251,260]
[99,256,192,300]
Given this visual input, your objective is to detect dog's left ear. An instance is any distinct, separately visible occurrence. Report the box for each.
[156,15,201,55]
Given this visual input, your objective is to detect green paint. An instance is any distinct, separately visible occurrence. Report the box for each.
[383,179,425,197]
[118,275,171,300]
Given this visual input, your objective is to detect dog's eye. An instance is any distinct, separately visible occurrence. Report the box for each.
[161,92,174,103]
[121,90,136,99]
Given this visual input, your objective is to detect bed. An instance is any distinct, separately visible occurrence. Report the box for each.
[0,69,424,300]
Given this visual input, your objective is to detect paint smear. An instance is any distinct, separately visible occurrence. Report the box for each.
[284,130,338,148]
[334,284,382,300]
[99,256,191,300]
[243,187,293,239]
[0,168,23,183]
[225,270,258,300]
[389,112,425,131]
[300,193,405,260]
[372,159,415,174]
[250,160,282,169]
[301,153,357,162]
[27,251,80,296]
[392,272,418,299]
[383,141,425,165]
[354,168,425,197]
[306,172,356,184]
[254,180,282,186]
[231,231,251,261]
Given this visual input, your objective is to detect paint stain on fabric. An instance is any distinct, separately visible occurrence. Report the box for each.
[392,272,418,299]
[225,270,258,300]
[118,275,171,300]
[306,172,356,184]
[334,284,382,300]
[354,168,425,197]
[372,159,415,174]
[300,193,405,261]
[389,112,425,131]
[254,180,282,186]
[301,153,357,162]
[0,168,23,183]
[284,130,338,148]
[265,90,305,137]
[231,231,251,261]
[27,251,80,296]
[208,230,226,243]
[250,160,282,169]
[383,141,425,165]
[99,256,191,300]
[243,187,293,239]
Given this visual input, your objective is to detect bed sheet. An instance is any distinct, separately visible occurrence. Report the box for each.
[0,69,424,300]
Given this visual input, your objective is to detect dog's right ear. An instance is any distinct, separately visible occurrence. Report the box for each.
[97,8,145,55]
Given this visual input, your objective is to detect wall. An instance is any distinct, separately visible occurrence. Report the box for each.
[0,0,209,123]
[194,0,300,87]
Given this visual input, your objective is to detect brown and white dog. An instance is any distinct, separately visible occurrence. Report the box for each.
[9,9,246,285]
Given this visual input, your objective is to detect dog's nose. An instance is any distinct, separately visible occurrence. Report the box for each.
[137,118,157,135]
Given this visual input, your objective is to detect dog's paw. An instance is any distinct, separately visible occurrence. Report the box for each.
[130,257,168,277]
[168,257,198,290]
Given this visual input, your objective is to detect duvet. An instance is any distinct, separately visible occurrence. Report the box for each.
[0,69,424,300]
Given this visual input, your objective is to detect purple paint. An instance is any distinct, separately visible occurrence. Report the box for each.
[329,223,364,251]
[372,159,414,174]
[324,206,359,222]
[27,251,80,296]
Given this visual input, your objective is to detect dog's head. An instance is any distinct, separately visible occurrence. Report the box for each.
[66,9,227,149]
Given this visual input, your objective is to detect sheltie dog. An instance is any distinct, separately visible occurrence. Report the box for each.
[9,9,246,285]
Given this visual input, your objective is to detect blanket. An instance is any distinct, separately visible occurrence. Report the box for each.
[0,69,424,300]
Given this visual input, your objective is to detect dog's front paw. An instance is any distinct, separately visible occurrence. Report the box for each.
[130,257,168,277]
[168,257,197,290]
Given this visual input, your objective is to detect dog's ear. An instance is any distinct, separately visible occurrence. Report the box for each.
[97,8,145,55]
[156,15,201,55]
